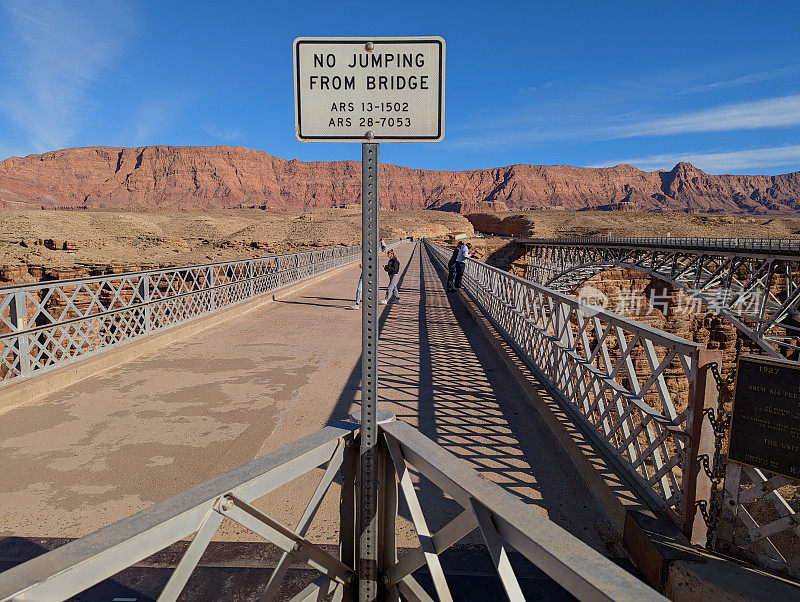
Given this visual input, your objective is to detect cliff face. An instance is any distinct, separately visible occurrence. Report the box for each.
[1,146,798,214]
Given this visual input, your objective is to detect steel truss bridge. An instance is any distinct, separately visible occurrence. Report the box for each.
[520,237,800,360]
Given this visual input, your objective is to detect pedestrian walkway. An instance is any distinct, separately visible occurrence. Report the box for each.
[0,242,621,556]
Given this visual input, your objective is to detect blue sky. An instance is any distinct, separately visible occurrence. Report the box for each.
[0,0,799,175]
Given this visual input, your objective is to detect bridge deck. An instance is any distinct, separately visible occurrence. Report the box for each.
[0,242,621,556]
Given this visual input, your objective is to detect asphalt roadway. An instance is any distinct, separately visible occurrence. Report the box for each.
[0,241,621,557]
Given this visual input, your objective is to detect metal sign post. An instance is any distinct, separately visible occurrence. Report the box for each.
[359,141,380,599]
[294,36,444,600]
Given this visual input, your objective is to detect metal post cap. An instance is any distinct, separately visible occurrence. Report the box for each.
[350,408,396,425]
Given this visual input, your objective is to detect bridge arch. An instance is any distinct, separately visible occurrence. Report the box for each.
[521,238,800,361]
[545,261,776,357]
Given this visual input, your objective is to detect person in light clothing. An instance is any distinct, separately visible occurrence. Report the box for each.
[351,262,363,309]
[454,242,471,290]
[380,249,401,305]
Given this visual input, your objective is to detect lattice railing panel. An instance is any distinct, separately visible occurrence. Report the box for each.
[0,243,391,386]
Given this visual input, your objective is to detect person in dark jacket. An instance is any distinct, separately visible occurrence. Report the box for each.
[381,249,401,304]
[447,241,464,292]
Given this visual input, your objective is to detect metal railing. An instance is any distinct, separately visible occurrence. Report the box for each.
[0,241,400,387]
[0,417,666,601]
[425,240,719,542]
[517,236,800,255]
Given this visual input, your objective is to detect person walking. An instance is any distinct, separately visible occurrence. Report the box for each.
[351,262,363,309]
[381,249,401,305]
[380,239,386,251]
[454,242,471,290]
[447,241,464,292]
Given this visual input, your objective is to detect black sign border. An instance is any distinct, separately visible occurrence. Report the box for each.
[728,353,800,482]
[295,38,444,141]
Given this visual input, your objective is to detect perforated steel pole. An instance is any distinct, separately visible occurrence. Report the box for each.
[359,142,379,600]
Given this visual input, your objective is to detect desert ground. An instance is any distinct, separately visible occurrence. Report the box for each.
[471,209,800,239]
[2,207,800,286]
[0,208,473,285]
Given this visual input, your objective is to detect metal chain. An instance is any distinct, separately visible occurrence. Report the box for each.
[696,361,731,547]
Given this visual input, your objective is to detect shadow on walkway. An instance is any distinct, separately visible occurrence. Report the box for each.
[326,242,621,553]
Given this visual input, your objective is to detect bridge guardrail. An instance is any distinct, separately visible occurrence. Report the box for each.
[0,418,666,601]
[425,240,720,542]
[516,236,800,255]
[0,240,401,387]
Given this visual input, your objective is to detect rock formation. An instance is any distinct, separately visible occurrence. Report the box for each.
[0,146,798,214]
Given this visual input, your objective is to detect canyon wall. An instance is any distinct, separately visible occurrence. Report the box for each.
[1,146,799,214]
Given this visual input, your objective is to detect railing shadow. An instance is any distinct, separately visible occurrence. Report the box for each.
[327,242,621,552]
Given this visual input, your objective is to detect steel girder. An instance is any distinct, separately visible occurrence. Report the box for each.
[523,242,800,360]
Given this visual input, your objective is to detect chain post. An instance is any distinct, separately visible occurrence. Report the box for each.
[683,348,722,545]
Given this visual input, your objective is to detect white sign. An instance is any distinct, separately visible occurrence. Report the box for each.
[293,37,445,143]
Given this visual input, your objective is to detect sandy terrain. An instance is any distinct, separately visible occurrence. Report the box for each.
[473,209,800,239]
[0,208,472,285]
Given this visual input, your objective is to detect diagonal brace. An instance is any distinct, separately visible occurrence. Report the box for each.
[218,494,355,587]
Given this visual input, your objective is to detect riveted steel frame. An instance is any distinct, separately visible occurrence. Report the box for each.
[0,419,667,602]
[520,238,800,360]
[426,240,715,539]
[0,242,400,387]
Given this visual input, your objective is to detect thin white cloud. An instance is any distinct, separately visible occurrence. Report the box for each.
[679,65,800,95]
[451,94,800,150]
[591,145,800,174]
[0,0,136,153]
[203,126,242,142]
[610,95,800,138]
[518,82,554,95]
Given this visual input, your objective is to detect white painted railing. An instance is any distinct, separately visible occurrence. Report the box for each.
[0,241,401,386]
[0,418,666,601]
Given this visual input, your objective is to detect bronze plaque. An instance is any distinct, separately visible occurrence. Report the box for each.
[729,354,800,480]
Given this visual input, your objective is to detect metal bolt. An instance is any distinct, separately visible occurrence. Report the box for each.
[729,499,736,506]
[365,130,374,140]
[220,497,234,512]
[761,484,769,492]
[788,517,796,526]
[365,42,374,51]
[293,542,302,552]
